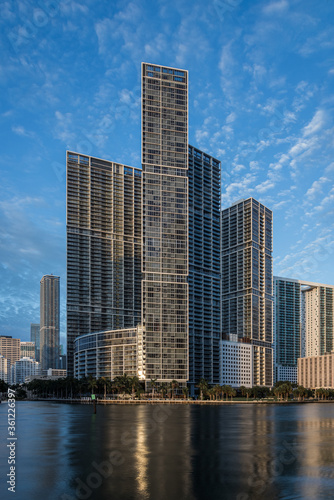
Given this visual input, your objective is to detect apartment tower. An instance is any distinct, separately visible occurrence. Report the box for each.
[30,323,40,362]
[141,63,189,386]
[40,274,60,371]
[302,283,334,357]
[66,154,142,376]
[273,277,301,383]
[188,145,221,389]
[221,198,273,386]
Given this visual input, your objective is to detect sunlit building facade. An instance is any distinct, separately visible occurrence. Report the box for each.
[221,198,273,386]
[302,283,334,357]
[298,352,334,389]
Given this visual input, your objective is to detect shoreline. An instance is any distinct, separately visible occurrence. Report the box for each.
[15,398,334,405]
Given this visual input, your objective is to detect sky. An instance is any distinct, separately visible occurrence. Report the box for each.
[1,0,334,345]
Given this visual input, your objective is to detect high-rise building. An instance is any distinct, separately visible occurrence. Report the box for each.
[0,355,11,384]
[188,145,221,390]
[40,275,60,371]
[273,277,301,384]
[221,198,273,386]
[66,154,142,376]
[0,336,20,365]
[302,283,333,357]
[30,323,40,361]
[141,63,189,386]
[21,341,36,360]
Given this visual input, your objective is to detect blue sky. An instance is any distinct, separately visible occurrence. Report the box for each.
[1,0,333,345]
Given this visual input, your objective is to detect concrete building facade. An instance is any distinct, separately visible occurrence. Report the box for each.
[220,340,253,388]
[298,353,334,389]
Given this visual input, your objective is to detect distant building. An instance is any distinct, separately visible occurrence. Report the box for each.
[220,340,253,388]
[273,277,301,384]
[298,353,334,389]
[0,336,21,365]
[0,355,11,384]
[40,275,60,371]
[47,368,66,378]
[221,198,273,386]
[302,283,334,357]
[21,341,35,360]
[14,357,41,384]
[30,323,40,361]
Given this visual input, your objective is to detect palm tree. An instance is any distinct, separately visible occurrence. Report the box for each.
[214,384,222,401]
[150,378,158,399]
[239,386,247,398]
[182,386,189,399]
[87,375,98,395]
[160,384,168,399]
[130,376,140,398]
[170,380,179,399]
[197,378,209,400]
[230,388,237,400]
[245,388,253,400]
[208,387,215,401]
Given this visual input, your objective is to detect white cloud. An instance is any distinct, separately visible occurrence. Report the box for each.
[303,110,326,137]
[263,0,288,15]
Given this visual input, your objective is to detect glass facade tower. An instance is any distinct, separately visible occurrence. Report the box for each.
[66,153,142,376]
[188,145,221,388]
[40,274,60,371]
[141,63,189,385]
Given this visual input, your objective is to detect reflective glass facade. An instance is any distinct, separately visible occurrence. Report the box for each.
[141,63,189,384]
[188,145,221,387]
[40,275,60,371]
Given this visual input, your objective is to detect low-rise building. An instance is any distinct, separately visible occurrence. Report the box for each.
[298,352,334,389]
[220,340,253,388]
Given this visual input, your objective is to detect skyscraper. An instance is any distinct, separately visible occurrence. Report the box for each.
[302,282,334,357]
[141,63,189,386]
[30,323,40,362]
[40,274,60,371]
[273,277,301,384]
[221,198,273,386]
[188,145,221,389]
[66,154,142,376]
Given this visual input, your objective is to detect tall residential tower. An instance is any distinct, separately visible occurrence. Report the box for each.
[141,63,189,386]
[221,198,273,386]
[40,274,60,371]
[66,154,142,376]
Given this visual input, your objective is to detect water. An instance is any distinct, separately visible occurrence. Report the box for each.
[1,402,334,500]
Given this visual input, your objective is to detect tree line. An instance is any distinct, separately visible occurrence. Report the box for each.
[1,376,334,401]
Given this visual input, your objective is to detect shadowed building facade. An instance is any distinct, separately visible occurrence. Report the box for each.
[141,63,189,386]
[66,154,142,376]
[40,274,60,371]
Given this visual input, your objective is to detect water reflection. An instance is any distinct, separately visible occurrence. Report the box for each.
[0,402,334,500]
